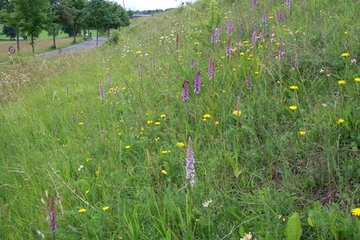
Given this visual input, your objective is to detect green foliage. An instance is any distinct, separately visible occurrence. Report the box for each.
[286,212,302,240]
[108,30,121,46]
[1,0,360,239]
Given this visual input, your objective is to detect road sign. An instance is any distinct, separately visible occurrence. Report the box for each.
[8,46,16,55]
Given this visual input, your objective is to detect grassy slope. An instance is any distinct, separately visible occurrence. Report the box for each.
[1,0,360,239]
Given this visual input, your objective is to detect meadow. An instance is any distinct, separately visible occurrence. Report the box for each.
[0,0,360,239]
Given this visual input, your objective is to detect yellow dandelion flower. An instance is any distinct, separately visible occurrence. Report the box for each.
[337,80,346,85]
[215,121,219,125]
[136,50,142,55]
[299,131,306,137]
[337,119,345,124]
[290,85,298,90]
[232,110,242,116]
[85,190,90,194]
[78,122,84,125]
[155,121,161,125]
[102,206,110,211]
[341,52,349,57]
[288,106,297,111]
[147,120,153,124]
[203,114,211,119]
[161,150,169,154]
[160,114,166,118]
[125,145,131,149]
[161,170,167,175]
[344,31,348,35]
[354,77,360,82]
[177,142,185,148]
[254,71,260,75]
[351,208,360,217]
[243,40,249,45]
[78,208,86,213]
[240,52,245,56]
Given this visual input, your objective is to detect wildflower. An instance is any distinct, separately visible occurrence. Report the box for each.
[102,206,109,211]
[278,41,284,60]
[226,38,231,58]
[177,142,185,148]
[276,9,285,23]
[232,110,242,116]
[203,114,211,119]
[215,121,219,125]
[202,199,213,207]
[77,165,84,171]
[185,137,195,188]
[48,195,57,234]
[161,150,171,154]
[190,59,195,68]
[160,114,166,119]
[99,82,105,100]
[136,50,142,54]
[194,70,201,94]
[78,208,86,213]
[152,55,156,66]
[252,0,256,8]
[262,10,267,23]
[351,208,360,217]
[155,122,160,125]
[240,232,252,240]
[355,77,360,82]
[299,131,306,136]
[350,59,357,65]
[286,0,291,9]
[125,145,131,149]
[78,122,84,125]
[337,118,345,124]
[341,52,350,57]
[85,190,90,194]
[290,85,298,90]
[288,106,297,110]
[161,170,167,175]
[337,80,346,85]
[251,27,257,46]
[182,80,189,101]
[233,96,242,116]
[136,66,141,77]
[208,57,214,80]
[147,120,153,124]
[227,18,233,34]
[211,28,220,44]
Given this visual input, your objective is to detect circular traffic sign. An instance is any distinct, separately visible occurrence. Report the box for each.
[8,46,16,54]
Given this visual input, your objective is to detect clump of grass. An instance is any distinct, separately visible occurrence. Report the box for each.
[1,0,360,239]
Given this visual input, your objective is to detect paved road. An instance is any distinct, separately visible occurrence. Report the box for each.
[38,37,107,57]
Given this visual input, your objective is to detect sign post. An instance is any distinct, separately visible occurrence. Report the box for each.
[8,46,16,55]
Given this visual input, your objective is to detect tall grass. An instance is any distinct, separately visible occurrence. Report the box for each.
[1,0,360,239]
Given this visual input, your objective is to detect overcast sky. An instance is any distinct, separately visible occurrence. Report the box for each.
[114,0,194,11]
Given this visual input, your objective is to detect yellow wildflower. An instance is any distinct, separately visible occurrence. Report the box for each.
[102,206,110,211]
[232,110,242,117]
[290,85,298,90]
[337,80,346,85]
[155,121,161,125]
[125,145,131,149]
[147,120,153,124]
[85,190,90,194]
[136,50,142,54]
[160,114,166,118]
[161,170,167,175]
[351,208,360,217]
[355,77,360,82]
[177,142,185,148]
[341,52,349,57]
[288,106,297,111]
[299,131,306,137]
[337,119,345,124]
[78,122,84,125]
[78,208,86,213]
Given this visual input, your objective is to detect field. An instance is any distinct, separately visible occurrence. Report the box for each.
[1,0,360,239]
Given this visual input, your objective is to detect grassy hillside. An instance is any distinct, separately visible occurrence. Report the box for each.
[1,0,360,239]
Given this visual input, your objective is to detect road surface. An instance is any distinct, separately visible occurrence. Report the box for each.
[38,37,107,57]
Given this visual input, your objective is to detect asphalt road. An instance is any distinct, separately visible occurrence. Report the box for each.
[39,37,107,57]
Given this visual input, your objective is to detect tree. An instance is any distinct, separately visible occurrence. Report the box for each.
[61,0,85,43]
[12,0,50,53]
[49,0,76,48]
[2,25,16,39]
[79,0,130,45]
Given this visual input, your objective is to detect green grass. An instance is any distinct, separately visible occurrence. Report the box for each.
[1,0,360,239]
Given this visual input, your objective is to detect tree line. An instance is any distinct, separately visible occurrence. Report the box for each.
[0,0,130,53]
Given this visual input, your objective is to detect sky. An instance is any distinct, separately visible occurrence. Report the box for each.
[114,0,194,11]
